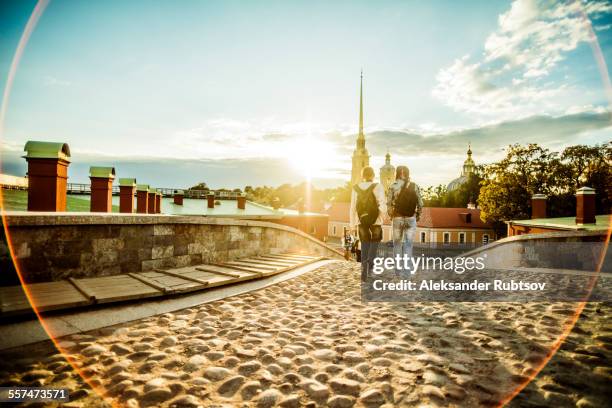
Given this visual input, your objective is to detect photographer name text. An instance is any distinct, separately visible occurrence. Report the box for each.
[372,279,546,292]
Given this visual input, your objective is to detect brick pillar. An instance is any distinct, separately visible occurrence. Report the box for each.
[90,179,113,212]
[148,190,156,214]
[237,194,246,210]
[119,178,136,213]
[155,192,162,214]
[576,187,596,225]
[531,194,547,219]
[136,184,149,214]
[89,166,115,213]
[173,191,184,205]
[23,141,71,212]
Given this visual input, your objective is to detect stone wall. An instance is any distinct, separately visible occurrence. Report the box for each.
[462,230,610,272]
[1,213,343,283]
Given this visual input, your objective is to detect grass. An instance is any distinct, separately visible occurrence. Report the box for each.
[1,189,120,212]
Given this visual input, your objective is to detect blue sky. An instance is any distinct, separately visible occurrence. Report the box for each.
[1,0,611,189]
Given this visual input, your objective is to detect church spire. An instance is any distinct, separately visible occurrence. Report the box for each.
[351,70,370,185]
[358,69,364,141]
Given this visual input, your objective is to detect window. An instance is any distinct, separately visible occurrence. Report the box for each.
[443,232,450,244]
[420,231,426,243]
[459,232,465,244]
[332,225,336,235]
[483,234,490,245]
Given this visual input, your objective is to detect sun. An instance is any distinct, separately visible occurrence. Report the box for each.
[284,139,338,181]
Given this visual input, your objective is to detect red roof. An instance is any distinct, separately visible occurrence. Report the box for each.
[418,207,491,229]
[324,202,350,223]
[325,204,491,229]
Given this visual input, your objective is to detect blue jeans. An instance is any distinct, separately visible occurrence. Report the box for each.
[393,216,417,277]
[358,224,382,281]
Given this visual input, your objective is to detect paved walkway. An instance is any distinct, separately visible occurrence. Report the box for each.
[0,261,609,407]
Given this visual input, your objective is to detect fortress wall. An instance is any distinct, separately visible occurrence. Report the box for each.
[1,213,343,283]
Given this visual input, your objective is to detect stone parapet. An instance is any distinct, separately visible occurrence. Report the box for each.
[1,212,343,283]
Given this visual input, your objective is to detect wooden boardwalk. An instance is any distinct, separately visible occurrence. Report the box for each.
[0,253,323,317]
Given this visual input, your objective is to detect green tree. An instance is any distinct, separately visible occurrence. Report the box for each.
[446,171,483,208]
[422,185,447,207]
[188,182,208,190]
[479,144,558,224]
[557,143,611,215]
[478,142,611,228]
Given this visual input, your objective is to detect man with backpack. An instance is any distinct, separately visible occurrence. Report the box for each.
[387,165,423,277]
[350,166,386,281]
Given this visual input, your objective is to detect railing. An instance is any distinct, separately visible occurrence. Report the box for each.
[65,183,242,199]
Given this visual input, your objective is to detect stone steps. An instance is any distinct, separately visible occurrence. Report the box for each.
[0,253,323,317]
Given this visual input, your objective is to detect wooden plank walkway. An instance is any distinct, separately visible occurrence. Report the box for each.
[0,253,323,317]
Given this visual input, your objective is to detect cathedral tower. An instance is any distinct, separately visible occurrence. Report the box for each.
[380,150,395,191]
[351,71,370,185]
[447,144,476,191]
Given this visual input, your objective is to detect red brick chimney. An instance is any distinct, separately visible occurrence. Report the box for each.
[173,190,184,205]
[23,141,71,212]
[237,194,246,210]
[531,193,547,219]
[207,193,215,209]
[576,187,596,225]
[155,191,162,214]
[136,184,149,214]
[89,166,115,212]
[119,178,136,213]
[147,189,156,214]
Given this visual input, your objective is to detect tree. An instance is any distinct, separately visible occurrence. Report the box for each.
[557,143,611,215]
[422,185,447,207]
[446,171,483,208]
[479,144,557,224]
[422,171,482,208]
[478,142,611,228]
[188,182,208,191]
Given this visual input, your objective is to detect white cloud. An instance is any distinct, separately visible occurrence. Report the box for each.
[433,0,612,118]
[564,104,608,115]
[432,54,561,117]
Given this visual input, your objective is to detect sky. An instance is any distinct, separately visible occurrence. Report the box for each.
[0,0,611,189]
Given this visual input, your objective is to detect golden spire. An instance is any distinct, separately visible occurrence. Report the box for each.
[358,69,364,141]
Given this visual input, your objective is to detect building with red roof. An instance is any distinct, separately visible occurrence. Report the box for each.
[325,202,496,245]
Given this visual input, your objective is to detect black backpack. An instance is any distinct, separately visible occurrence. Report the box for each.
[354,183,380,227]
[394,181,417,217]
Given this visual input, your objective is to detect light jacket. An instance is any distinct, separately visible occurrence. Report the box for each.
[349,181,386,229]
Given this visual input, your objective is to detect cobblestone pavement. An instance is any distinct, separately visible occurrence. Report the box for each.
[0,261,610,407]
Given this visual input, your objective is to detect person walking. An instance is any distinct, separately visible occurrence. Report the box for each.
[387,165,423,277]
[350,166,386,281]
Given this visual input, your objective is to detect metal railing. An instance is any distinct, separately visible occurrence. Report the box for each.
[65,183,242,199]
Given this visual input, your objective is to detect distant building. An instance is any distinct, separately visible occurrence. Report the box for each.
[447,144,476,192]
[351,71,370,185]
[379,151,395,192]
[325,203,495,245]
[325,202,351,239]
[417,207,495,245]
